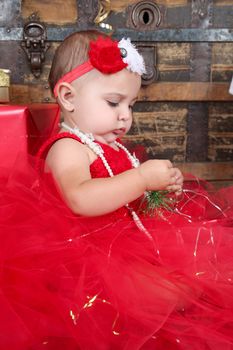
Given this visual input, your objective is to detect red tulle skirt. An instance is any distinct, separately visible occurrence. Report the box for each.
[0,158,233,350]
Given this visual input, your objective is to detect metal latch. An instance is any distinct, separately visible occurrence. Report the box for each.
[21,21,50,78]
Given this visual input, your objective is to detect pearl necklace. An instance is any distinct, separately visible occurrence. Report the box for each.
[61,122,152,239]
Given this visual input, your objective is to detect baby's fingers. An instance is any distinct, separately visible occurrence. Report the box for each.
[166,184,182,193]
[175,175,183,186]
[174,187,183,197]
[173,169,184,185]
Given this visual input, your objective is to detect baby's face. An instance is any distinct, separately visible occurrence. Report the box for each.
[70,68,141,147]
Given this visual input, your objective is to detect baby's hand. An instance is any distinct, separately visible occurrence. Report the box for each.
[166,167,183,196]
[138,159,180,191]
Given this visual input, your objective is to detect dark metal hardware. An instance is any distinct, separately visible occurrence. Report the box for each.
[128,1,161,30]
[137,45,158,85]
[186,0,214,162]
[191,0,213,28]
[76,0,99,26]
[186,103,209,161]
[21,21,50,78]
[1,27,233,42]
[192,0,209,21]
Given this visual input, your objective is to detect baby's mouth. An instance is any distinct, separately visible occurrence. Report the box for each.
[113,128,126,136]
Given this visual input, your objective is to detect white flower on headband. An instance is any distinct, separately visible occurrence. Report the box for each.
[118,38,146,76]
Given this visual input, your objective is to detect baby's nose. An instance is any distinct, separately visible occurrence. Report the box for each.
[118,108,131,121]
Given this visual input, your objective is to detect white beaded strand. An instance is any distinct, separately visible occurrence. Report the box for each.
[114,141,140,168]
[61,122,152,239]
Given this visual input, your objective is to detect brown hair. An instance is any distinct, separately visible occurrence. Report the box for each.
[49,30,109,94]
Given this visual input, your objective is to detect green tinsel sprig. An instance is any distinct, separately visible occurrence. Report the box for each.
[142,190,176,216]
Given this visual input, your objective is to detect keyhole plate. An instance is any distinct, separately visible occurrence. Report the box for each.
[131,1,161,29]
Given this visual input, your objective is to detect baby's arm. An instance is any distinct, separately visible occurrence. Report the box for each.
[46,139,182,216]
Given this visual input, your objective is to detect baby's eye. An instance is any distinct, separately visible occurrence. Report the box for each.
[107,101,119,107]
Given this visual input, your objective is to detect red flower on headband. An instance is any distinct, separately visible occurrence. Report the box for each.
[89,36,127,74]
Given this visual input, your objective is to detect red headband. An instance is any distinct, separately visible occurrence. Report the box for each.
[53,36,127,97]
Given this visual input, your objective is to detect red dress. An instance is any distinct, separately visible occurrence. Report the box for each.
[0,132,233,350]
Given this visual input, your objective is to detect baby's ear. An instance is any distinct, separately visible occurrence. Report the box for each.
[56,82,75,112]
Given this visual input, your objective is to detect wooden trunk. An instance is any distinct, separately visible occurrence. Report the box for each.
[0,0,233,185]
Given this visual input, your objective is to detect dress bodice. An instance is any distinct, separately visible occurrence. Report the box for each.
[36,132,136,221]
[37,132,133,177]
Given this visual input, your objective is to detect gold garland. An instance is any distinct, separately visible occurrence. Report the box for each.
[0,69,10,87]
[94,0,111,24]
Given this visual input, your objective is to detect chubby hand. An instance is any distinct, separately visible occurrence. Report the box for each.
[138,159,183,195]
[166,167,183,196]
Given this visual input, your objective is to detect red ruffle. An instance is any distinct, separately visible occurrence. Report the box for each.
[0,140,233,349]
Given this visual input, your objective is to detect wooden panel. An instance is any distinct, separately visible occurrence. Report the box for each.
[110,0,138,12]
[177,162,233,181]
[157,43,190,82]
[124,109,187,162]
[139,83,233,102]
[10,82,233,104]
[113,0,188,5]
[211,43,233,82]
[111,1,188,12]
[145,41,233,87]
[215,1,233,4]
[208,103,233,161]
[10,84,51,104]
[22,0,77,23]
[125,134,186,162]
